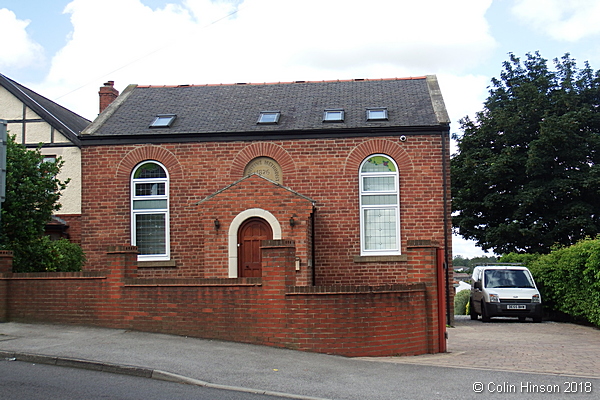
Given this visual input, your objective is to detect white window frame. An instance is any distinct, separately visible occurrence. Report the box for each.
[359,154,400,256]
[131,161,170,261]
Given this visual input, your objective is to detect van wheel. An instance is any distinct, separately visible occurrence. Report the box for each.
[481,302,490,322]
[469,298,478,320]
[533,316,542,323]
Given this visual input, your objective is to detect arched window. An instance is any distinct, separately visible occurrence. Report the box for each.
[359,155,400,255]
[131,161,169,260]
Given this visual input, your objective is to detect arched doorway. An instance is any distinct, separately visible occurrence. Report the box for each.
[237,217,273,277]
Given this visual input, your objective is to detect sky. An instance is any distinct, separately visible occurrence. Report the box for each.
[2,0,600,258]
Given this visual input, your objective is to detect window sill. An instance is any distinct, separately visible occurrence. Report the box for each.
[353,255,407,263]
[137,260,177,268]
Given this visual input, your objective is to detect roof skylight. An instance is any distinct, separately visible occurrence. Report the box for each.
[257,111,280,124]
[150,114,176,128]
[367,108,388,121]
[323,109,344,122]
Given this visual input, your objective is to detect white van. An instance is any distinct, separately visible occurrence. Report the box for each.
[470,265,542,322]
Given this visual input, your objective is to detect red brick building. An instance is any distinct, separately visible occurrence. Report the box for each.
[1,76,453,357]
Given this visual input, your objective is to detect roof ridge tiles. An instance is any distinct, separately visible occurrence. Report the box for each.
[135,76,427,89]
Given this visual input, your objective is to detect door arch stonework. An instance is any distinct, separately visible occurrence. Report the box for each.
[228,208,282,278]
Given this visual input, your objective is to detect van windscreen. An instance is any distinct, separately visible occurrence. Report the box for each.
[484,269,535,288]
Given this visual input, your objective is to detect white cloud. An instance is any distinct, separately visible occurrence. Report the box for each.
[452,235,495,258]
[435,73,490,156]
[511,0,600,41]
[229,0,497,76]
[40,0,497,119]
[0,8,44,69]
[437,73,489,126]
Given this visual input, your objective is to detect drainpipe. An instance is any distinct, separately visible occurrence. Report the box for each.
[441,129,451,326]
[311,208,316,285]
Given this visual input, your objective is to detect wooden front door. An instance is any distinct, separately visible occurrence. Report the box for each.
[238,218,272,277]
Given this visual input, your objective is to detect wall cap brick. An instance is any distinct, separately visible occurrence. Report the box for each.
[3,271,106,280]
[261,239,295,248]
[287,282,426,294]
[123,277,261,286]
[138,260,177,268]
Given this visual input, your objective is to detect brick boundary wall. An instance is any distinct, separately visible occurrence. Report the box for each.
[1,242,443,357]
[0,250,13,322]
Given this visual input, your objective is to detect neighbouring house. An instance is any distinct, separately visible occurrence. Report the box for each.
[455,280,472,293]
[454,271,472,293]
[454,272,470,282]
[0,73,90,243]
[1,76,453,357]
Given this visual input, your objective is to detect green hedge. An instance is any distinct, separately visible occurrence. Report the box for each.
[43,237,86,272]
[454,289,470,315]
[10,236,85,273]
[528,238,600,327]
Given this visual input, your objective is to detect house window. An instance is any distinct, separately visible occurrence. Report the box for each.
[150,114,176,128]
[42,155,57,163]
[131,161,169,260]
[359,155,400,255]
[367,108,388,121]
[257,111,280,124]
[323,109,344,122]
[41,155,57,176]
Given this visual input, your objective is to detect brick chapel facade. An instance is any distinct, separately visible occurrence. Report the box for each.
[1,76,453,357]
[81,77,452,285]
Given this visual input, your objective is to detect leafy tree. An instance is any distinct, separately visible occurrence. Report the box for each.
[499,252,542,266]
[452,255,498,273]
[0,134,70,271]
[468,256,499,268]
[452,52,600,254]
[452,255,468,268]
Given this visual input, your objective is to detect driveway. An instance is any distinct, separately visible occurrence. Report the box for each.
[360,315,600,379]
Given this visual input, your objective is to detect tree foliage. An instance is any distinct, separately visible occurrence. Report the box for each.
[453,255,498,273]
[0,134,72,271]
[498,252,542,266]
[40,236,86,272]
[452,52,600,254]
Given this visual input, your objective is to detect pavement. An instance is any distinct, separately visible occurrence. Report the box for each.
[1,316,599,399]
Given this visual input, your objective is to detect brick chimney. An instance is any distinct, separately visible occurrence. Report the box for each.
[99,81,119,113]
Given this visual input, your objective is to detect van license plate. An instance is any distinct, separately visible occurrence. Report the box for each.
[507,305,526,310]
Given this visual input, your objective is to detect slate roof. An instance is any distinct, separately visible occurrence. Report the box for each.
[82,76,449,144]
[0,73,90,146]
